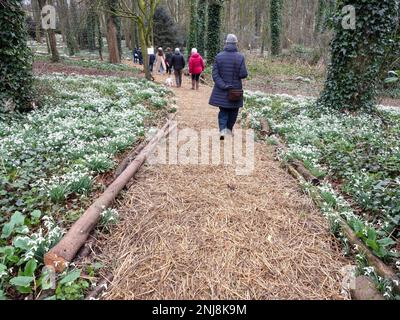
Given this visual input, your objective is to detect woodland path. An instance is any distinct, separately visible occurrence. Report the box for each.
[94,69,349,300]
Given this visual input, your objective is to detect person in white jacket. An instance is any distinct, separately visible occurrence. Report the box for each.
[154,47,167,75]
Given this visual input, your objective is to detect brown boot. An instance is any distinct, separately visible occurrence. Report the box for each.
[196,81,200,90]
[191,80,195,90]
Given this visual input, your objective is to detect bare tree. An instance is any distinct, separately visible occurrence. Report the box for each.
[38,0,60,62]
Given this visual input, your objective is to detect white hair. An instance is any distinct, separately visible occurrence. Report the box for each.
[175,48,180,53]
[191,48,198,54]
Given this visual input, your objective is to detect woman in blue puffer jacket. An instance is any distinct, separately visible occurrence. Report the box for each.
[209,34,248,140]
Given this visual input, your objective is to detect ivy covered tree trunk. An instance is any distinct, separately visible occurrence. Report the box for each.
[207,0,224,63]
[70,0,81,52]
[59,0,77,56]
[197,0,207,57]
[0,0,33,112]
[317,0,400,112]
[114,15,123,60]
[97,13,104,61]
[187,0,198,55]
[87,8,97,52]
[270,0,282,56]
[315,0,336,35]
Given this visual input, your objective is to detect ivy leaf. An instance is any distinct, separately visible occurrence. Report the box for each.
[30,210,42,219]
[13,237,30,251]
[1,223,14,239]
[10,211,25,226]
[59,269,81,285]
[9,276,34,287]
[377,237,396,247]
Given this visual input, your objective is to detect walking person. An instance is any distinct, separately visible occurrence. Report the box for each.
[133,47,139,64]
[209,34,248,140]
[138,48,143,65]
[188,48,205,90]
[149,51,156,73]
[170,48,186,88]
[165,48,173,75]
[154,47,167,75]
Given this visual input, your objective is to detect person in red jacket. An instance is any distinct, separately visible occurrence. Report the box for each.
[189,48,206,90]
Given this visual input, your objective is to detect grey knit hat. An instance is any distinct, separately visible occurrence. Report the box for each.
[226,34,238,44]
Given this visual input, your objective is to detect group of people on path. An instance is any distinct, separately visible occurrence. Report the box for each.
[135,34,248,140]
[149,47,206,91]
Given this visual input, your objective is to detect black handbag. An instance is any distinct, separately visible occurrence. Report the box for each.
[228,56,243,102]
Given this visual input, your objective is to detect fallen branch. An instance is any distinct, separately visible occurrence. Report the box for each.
[113,139,147,179]
[260,119,272,137]
[75,239,95,261]
[260,120,320,186]
[292,160,320,186]
[85,273,114,300]
[44,119,174,272]
[339,221,400,293]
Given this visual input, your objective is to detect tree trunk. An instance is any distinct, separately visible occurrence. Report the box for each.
[87,8,97,52]
[197,0,207,57]
[187,0,198,55]
[107,16,120,63]
[270,0,282,56]
[317,0,399,111]
[207,0,223,64]
[138,20,151,80]
[32,0,42,43]
[96,13,104,61]
[38,0,60,62]
[59,0,76,56]
[48,29,60,62]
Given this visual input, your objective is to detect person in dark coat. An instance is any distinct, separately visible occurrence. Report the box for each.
[170,48,186,88]
[149,52,156,72]
[165,48,173,75]
[138,48,143,65]
[133,48,139,64]
[209,34,248,140]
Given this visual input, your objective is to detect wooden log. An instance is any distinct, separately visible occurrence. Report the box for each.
[44,120,173,272]
[75,239,95,260]
[260,119,272,137]
[292,160,320,186]
[339,220,400,294]
[113,139,147,179]
[260,119,320,185]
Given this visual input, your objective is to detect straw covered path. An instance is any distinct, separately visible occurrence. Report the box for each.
[94,72,349,300]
